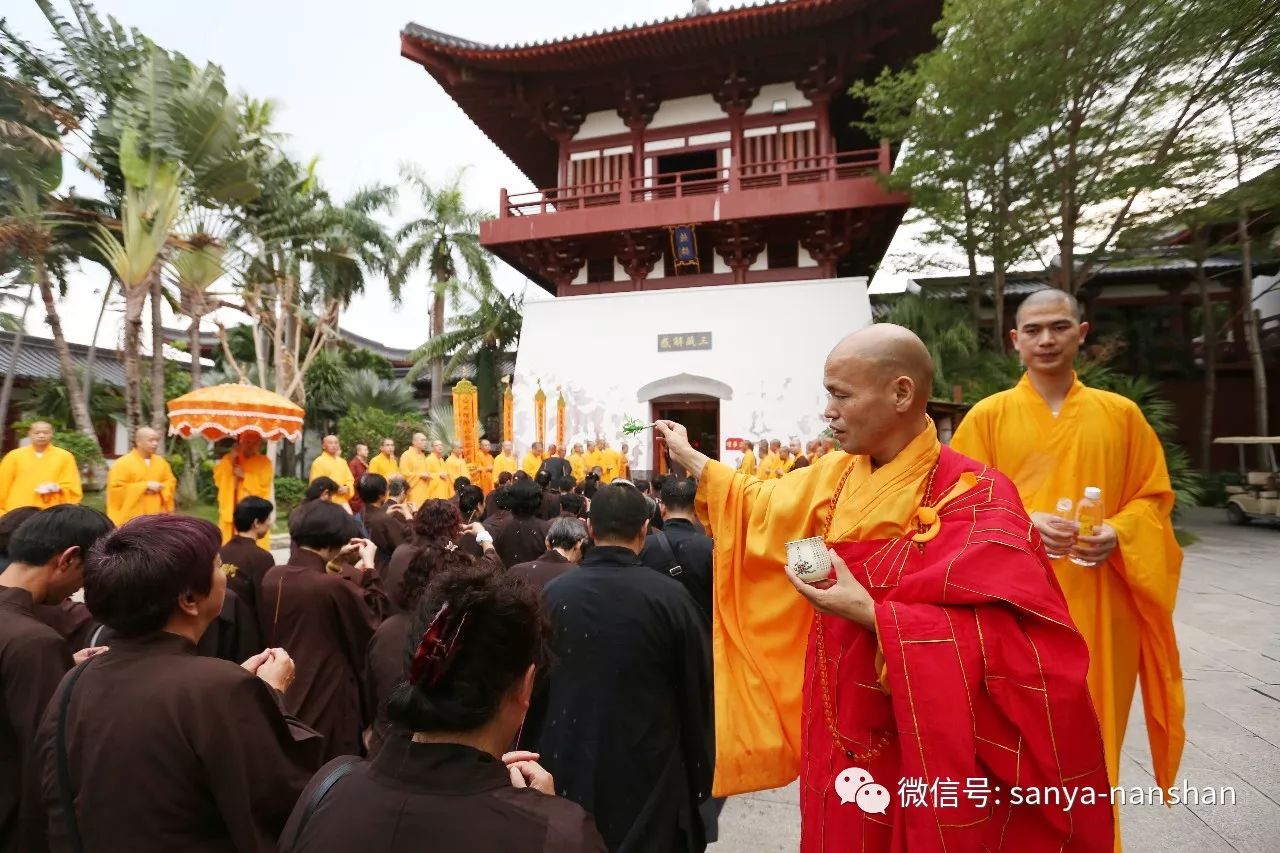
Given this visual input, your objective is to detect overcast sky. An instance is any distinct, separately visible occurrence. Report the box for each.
[7,0,931,351]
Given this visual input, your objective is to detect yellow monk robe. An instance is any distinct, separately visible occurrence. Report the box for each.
[618,452,631,481]
[398,448,429,506]
[598,448,623,483]
[756,451,781,480]
[493,452,519,482]
[367,452,399,481]
[444,454,470,495]
[105,449,175,524]
[309,452,355,505]
[0,445,83,513]
[521,452,542,478]
[736,448,756,476]
[212,452,273,546]
[568,452,587,483]
[696,423,944,795]
[585,448,603,476]
[780,456,797,475]
[951,373,1184,793]
[422,453,451,500]
[474,452,495,494]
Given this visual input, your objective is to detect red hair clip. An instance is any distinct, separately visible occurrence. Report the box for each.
[408,602,468,688]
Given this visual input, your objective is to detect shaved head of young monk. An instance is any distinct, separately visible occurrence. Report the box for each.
[822,323,934,467]
[1011,288,1089,376]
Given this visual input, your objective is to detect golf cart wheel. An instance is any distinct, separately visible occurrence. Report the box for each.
[1225,503,1250,525]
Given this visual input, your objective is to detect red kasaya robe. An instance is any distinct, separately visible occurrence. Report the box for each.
[802,447,1112,851]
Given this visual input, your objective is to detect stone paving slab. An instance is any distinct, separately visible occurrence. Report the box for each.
[712,508,1280,851]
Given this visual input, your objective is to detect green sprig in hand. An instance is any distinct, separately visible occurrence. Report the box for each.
[620,415,654,437]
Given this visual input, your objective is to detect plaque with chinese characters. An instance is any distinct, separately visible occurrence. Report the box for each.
[657,332,712,352]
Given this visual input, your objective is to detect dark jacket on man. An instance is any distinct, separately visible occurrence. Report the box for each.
[508,550,576,593]
[521,546,712,853]
[639,518,714,621]
[0,586,72,853]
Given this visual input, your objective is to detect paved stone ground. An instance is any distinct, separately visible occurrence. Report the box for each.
[711,507,1280,852]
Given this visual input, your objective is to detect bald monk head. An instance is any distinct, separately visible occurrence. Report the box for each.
[822,323,934,467]
[322,435,341,457]
[1012,288,1089,377]
[413,432,428,451]
[134,427,160,458]
[431,440,444,457]
[451,441,464,457]
[28,421,54,451]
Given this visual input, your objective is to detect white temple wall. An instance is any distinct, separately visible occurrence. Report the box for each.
[512,276,872,474]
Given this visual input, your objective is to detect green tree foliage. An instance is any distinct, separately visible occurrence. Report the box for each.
[52,429,103,470]
[854,0,1280,316]
[272,476,306,517]
[336,406,425,462]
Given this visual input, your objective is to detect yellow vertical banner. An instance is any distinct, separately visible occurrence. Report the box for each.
[452,380,478,463]
[502,376,513,445]
[534,381,547,448]
[556,386,566,450]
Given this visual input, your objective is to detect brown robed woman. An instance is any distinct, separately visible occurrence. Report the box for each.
[258,501,381,761]
[280,564,605,853]
[36,515,322,853]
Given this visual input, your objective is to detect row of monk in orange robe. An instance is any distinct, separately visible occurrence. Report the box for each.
[736,436,840,479]
[0,422,179,529]
[305,433,635,515]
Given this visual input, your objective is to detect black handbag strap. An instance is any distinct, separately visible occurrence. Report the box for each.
[652,531,683,579]
[289,757,359,846]
[56,659,96,853]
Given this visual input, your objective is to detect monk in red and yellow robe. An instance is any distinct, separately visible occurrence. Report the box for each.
[657,324,1111,852]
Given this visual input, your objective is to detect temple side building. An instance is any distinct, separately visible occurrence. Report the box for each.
[401,0,942,474]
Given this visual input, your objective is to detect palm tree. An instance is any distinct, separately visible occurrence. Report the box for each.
[0,189,98,439]
[0,67,96,440]
[344,368,420,416]
[90,147,181,432]
[411,277,522,422]
[91,45,259,433]
[392,166,493,412]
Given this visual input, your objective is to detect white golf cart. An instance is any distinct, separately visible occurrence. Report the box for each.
[1214,436,1280,526]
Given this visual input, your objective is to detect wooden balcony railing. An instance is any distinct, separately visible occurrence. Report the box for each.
[498,143,891,219]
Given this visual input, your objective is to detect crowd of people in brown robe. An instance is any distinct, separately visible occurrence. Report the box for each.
[0,461,717,853]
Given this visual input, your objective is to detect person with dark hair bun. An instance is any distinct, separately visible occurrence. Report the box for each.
[34,514,322,853]
[303,476,339,504]
[363,544,476,756]
[280,566,605,853]
[520,483,712,853]
[384,500,499,615]
[258,502,380,761]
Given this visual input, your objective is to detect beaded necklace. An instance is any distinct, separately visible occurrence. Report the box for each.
[812,454,940,761]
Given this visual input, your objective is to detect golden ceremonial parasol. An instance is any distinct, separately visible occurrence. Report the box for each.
[166,383,306,443]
